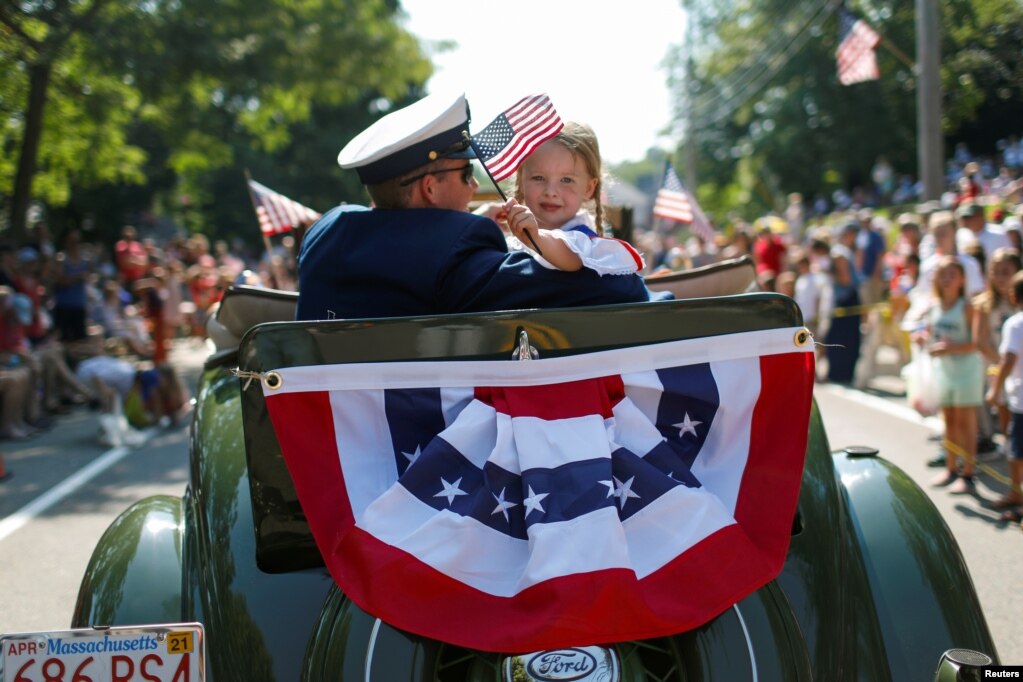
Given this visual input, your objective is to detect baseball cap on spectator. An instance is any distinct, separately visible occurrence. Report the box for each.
[897,213,920,230]
[956,201,984,219]
[11,293,32,325]
[836,221,860,238]
[17,247,38,263]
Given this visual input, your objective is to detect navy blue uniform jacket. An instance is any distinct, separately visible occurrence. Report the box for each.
[296,205,666,320]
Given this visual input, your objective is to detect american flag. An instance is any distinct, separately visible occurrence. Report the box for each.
[653,164,716,241]
[247,178,321,236]
[262,328,815,652]
[836,7,881,85]
[470,94,564,182]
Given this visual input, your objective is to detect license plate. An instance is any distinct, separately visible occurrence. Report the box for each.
[1,623,204,682]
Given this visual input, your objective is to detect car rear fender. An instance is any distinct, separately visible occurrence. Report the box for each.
[833,450,998,677]
[71,495,185,628]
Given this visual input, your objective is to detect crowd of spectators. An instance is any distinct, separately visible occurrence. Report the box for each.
[633,137,1023,512]
[0,222,299,480]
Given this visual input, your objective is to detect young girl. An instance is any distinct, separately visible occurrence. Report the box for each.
[920,256,984,494]
[489,122,644,275]
[973,248,1023,442]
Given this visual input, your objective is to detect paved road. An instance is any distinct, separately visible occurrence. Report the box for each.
[0,339,205,634]
[0,338,1018,665]
[816,377,1023,665]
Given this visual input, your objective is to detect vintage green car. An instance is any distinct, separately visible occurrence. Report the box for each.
[70,259,997,681]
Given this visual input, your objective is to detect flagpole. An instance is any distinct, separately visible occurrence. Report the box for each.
[470,141,544,257]
[879,34,916,71]
[244,169,276,267]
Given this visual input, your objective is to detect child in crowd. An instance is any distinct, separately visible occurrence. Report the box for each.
[987,271,1023,522]
[792,249,824,339]
[916,256,984,494]
[482,122,644,276]
[76,355,189,446]
[973,248,1023,446]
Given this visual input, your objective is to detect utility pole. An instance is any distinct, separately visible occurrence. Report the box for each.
[683,0,698,190]
[916,0,943,201]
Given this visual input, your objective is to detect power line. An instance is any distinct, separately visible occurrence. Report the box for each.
[688,0,840,127]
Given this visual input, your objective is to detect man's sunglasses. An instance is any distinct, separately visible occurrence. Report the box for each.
[400,163,475,187]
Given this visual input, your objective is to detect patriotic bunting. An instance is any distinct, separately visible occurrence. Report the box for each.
[261,327,815,652]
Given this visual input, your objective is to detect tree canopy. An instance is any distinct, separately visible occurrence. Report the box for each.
[1,0,431,243]
[649,0,1023,224]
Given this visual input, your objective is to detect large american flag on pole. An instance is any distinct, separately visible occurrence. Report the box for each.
[836,7,881,85]
[653,164,717,241]
[247,178,321,236]
[470,94,564,182]
[261,327,815,652]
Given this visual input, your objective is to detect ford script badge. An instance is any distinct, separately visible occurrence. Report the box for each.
[502,646,620,682]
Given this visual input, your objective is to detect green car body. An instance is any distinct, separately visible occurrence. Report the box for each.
[72,285,997,681]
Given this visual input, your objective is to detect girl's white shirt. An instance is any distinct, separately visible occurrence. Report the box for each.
[525,211,644,276]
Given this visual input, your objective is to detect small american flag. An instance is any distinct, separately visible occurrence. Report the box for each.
[653,164,716,241]
[836,7,880,85]
[470,94,564,182]
[247,179,321,236]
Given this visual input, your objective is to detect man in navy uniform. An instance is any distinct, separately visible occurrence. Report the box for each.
[296,92,665,320]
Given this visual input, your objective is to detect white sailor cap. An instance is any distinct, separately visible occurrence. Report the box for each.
[338,92,475,185]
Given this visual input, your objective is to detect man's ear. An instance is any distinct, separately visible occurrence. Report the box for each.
[419,174,443,207]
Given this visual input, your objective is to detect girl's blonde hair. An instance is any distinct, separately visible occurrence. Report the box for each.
[932,255,966,302]
[974,247,1023,313]
[512,121,606,231]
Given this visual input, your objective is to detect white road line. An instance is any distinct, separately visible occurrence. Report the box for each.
[815,383,944,433]
[0,430,155,544]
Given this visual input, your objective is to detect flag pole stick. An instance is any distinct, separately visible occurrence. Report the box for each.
[470,142,544,256]
[879,34,916,72]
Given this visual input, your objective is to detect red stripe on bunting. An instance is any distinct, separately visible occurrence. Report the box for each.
[332,517,769,652]
[734,350,815,569]
[473,376,625,421]
[265,390,355,533]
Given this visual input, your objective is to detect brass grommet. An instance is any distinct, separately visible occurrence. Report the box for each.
[794,328,811,347]
[264,371,283,390]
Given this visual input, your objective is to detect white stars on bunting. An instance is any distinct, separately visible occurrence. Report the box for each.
[674,413,702,438]
[434,477,468,506]
[522,486,549,517]
[403,444,422,467]
[491,487,518,523]
[600,476,642,510]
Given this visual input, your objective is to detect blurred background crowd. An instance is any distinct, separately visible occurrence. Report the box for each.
[0,221,299,470]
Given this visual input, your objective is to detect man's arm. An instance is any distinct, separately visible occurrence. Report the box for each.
[440,217,665,314]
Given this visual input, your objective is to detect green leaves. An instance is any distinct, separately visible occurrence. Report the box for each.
[3,0,431,240]
[663,0,1023,220]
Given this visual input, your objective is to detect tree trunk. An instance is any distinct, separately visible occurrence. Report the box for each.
[8,61,52,242]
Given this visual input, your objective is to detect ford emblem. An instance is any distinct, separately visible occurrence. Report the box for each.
[502,646,620,682]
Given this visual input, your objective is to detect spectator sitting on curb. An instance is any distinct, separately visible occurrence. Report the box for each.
[75,355,189,447]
